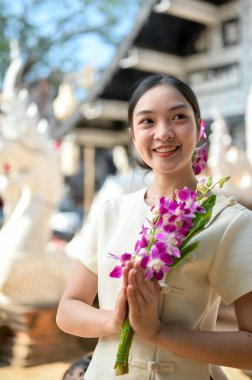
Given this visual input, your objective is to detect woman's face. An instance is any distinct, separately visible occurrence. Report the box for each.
[131,84,199,176]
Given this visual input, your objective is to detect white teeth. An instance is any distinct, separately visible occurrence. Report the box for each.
[155,146,177,153]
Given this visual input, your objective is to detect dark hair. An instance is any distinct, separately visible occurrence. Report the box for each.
[128,74,201,170]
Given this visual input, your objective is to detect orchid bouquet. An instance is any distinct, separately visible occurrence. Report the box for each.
[109,175,230,376]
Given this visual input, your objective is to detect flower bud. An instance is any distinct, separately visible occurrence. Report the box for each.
[219,176,231,188]
[205,176,213,188]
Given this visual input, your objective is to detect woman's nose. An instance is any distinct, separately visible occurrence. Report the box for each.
[155,122,174,141]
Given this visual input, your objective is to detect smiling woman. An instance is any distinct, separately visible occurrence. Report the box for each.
[56,74,252,380]
[128,75,201,193]
[130,85,199,189]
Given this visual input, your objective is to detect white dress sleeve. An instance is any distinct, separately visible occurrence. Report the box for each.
[209,206,252,305]
[77,200,106,275]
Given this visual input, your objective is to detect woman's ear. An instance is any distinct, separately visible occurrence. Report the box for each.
[196,117,202,143]
[128,126,134,139]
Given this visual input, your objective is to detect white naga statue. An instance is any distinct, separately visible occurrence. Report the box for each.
[0,49,70,305]
[0,49,149,306]
[207,110,252,205]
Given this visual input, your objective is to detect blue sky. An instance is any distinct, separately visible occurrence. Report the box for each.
[2,0,142,77]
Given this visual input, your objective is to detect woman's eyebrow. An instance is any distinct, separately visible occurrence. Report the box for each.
[135,110,153,117]
[135,103,190,117]
[169,104,190,112]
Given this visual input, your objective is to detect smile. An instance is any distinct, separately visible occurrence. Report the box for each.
[154,146,179,153]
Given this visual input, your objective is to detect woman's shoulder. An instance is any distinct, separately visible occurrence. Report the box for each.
[96,187,149,232]
[214,192,252,223]
[215,193,250,210]
[103,187,147,211]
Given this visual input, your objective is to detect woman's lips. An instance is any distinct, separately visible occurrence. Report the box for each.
[153,145,180,154]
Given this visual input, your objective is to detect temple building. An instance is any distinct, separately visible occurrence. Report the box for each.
[69,0,251,137]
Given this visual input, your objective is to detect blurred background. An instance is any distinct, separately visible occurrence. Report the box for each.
[0,0,252,379]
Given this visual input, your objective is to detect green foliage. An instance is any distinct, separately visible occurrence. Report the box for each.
[0,0,143,84]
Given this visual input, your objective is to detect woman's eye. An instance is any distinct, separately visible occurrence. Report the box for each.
[173,114,185,121]
[140,118,153,125]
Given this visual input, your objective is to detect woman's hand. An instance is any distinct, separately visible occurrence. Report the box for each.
[106,263,129,335]
[126,261,161,345]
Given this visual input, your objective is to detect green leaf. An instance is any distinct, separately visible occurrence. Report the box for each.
[201,193,216,210]
[172,241,199,267]
[179,194,216,250]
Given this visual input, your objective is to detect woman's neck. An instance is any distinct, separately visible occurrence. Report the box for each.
[146,172,198,201]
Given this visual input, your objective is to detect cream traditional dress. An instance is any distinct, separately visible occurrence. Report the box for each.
[79,188,252,380]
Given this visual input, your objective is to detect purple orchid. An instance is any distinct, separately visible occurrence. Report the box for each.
[109,252,132,278]
[176,187,205,215]
[110,181,210,282]
[140,245,173,280]
[154,230,181,257]
[200,120,206,140]
[192,144,207,175]
[134,224,151,253]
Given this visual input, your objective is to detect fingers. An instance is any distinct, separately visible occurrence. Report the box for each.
[131,262,159,299]
[122,265,128,290]
[124,260,161,312]
[124,261,163,342]
[127,263,159,315]
[127,283,141,314]
[135,266,156,298]
[127,265,143,313]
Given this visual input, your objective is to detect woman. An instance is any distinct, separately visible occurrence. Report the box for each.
[56,74,252,380]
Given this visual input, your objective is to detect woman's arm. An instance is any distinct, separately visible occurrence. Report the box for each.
[126,262,252,370]
[154,305,252,370]
[56,261,127,338]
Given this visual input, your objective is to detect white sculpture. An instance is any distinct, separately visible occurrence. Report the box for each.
[245,83,252,167]
[0,47,68,305]
[0,50,148,299]
[207,111,252,205]
[0,166,21,222]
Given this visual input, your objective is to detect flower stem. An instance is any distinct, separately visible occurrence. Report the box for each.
[114,315,134,376]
